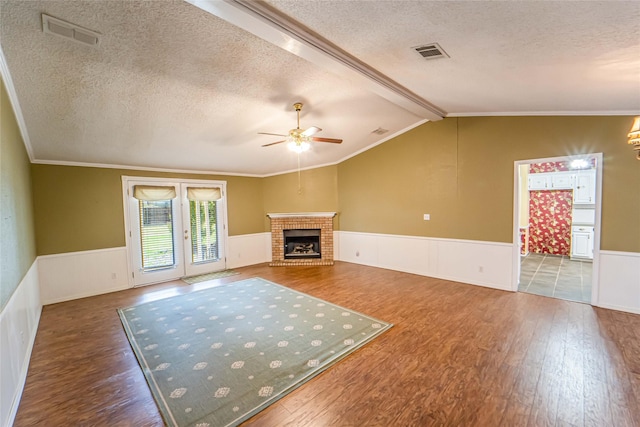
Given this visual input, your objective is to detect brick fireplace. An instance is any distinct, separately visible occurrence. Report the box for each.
[267,212,336,266]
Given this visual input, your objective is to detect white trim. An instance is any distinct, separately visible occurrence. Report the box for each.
[597,250,640,314]
[511,153,603,305]
[37,246,126,259]
[38,247,130,305]
[599,250,640,258]
[227,232,272,268]
[338,230,513,247]
[449,111,640,117]
[1,261,41,427]
[267,212,336,218]
[32,159,263,178]
[336,231,513,291]
[0,46,34,162]
[31,119,430,179]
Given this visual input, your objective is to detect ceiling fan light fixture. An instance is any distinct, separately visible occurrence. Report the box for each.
[288,139,311,153]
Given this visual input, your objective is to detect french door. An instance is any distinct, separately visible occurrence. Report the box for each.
[124,177,228,286]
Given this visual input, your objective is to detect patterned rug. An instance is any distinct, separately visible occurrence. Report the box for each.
[118,277,392,427]
[181,270,239,284]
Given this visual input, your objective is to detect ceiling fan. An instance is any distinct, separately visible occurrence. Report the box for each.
[259,102,343,152]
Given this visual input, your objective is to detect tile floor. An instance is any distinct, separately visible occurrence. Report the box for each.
[519,253,592,303]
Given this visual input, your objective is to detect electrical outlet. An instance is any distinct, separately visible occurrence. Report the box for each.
[356,251,360,257]
[111,273,117,280]
[423,214,430,220]
[478,266,484,273]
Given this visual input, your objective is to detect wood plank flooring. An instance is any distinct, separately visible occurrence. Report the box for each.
[14,262,640,426]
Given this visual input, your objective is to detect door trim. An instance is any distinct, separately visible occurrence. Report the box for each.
[511,153,603,306]
[121,176,229,287]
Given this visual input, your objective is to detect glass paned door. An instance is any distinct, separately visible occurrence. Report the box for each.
[181,183,226,276]
[128,182,183,286]
[139,200,175,270]
[126,179,228,286]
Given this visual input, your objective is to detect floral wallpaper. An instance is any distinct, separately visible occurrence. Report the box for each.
[520,227,529,255]
[529,158,596,174]
[528,190,573,255]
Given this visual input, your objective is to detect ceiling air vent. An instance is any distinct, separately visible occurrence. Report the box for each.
[371,127,389,135]
[412,43,448,60]
[42,14,100,46]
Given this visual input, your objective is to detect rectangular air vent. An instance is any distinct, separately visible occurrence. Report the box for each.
[413,43,448,60]
[42,14,100,46]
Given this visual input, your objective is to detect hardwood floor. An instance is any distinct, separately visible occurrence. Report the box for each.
[14,262,640,426]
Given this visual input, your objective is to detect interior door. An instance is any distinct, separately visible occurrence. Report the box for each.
[127,181,184,286]
[180,183,227,276]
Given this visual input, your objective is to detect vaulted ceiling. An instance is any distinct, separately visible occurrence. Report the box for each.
[1,1,639,176]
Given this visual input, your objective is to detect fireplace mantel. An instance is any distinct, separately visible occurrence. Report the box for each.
[267,213,336,266]
[267,212,336,219]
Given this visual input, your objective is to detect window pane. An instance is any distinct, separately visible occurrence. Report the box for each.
[190,200,219,263]
[139,200,175,270]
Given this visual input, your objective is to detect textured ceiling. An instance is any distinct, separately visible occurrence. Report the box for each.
[1,0,639,176]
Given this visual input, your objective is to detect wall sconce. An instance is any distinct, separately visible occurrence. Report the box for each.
[628,116,640,160]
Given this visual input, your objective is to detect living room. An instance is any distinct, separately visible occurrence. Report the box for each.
[2,1,639,426]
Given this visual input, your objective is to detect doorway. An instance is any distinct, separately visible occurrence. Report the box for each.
[123,177,228,286]
[512,154,602,304]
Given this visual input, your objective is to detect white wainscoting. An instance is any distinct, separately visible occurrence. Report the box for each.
[38,247,130,306]
[227,232,271,268]
[335,231,513,291]
[597,250,640,314]
[0,261,41,427]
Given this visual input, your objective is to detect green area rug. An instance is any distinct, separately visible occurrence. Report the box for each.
[181,270,239,284]
[118,277,392,427]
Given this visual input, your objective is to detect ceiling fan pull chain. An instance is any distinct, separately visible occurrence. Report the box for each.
[297,153,303,195]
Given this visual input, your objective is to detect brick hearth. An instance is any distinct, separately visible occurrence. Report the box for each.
[267,213,336,266]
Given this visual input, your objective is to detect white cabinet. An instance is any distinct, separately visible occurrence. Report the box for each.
[550,172,573,189]
[571,226,594,259]
[574,170,596,204]
[528,174,549,190]
[528,171,574,190]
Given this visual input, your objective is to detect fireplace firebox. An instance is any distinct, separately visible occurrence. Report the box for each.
[283,229,321,259]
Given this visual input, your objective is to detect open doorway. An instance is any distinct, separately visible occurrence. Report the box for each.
[512,154,602,304]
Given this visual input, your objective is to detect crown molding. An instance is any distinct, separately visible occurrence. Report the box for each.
[0,45,34,161]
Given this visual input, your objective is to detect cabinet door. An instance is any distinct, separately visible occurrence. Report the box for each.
[572,232,591,257]
[550,172,573,189]
[528,174,549,190]
[574,170,596,204]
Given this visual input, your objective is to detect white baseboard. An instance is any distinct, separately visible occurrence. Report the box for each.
[38,247,130,305]
[227,232,272,268]
[335,231,513,291]
[0,261,41,427]
[597,250,640,314]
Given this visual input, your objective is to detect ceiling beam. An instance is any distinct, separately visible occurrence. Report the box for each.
[187,0,445,120]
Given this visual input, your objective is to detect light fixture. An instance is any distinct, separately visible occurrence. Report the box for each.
[287,134,311,153]
[628,116,640,160]
[570,159,590,169]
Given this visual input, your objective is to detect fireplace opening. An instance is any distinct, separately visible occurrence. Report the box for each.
[284,229,321,259]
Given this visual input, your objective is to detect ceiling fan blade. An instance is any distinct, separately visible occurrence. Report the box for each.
[311,137,343,144]
[261,140,286,147]
[302,126,321,137]
[258,132,287,137]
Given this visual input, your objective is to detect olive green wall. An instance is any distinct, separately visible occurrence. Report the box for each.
[1,78,36,310]
[31,165,265,255]
[27,115,640,256]
[261,165,339,230]
[338,116,640,253]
